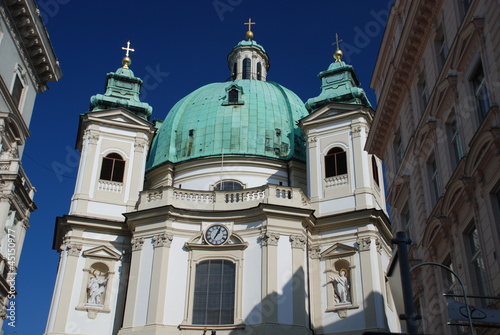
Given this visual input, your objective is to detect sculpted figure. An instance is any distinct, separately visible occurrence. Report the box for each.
[330,269,350,304]
[87,272,108,304]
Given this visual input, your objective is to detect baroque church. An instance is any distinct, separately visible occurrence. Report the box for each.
[45,24,399,335]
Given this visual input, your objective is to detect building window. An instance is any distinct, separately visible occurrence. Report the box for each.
[228,89,239,103]
[371,156,380,187]
[11,74,25,109]
[99,153,125,182]
[460,0,472,18]
[325,147,347,178]
[427,154,440,204]
[470,61,490,119]
[446,112,463,167]
[393,130,404,170]
[257,62,262,80]
[193,260,235,325]
[401,204,413,242]
[417,72,429,112]
[232,63,237,81]
[442,256,456,294]
[223,84,244,106]
[214,180,243,191]
[242,58,251,79]
[435,27,447,71]
[466,223,488,304]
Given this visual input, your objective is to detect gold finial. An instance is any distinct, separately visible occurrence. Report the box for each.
[332,33,343,62]
[244,18,255,40]
[121,41,135,68]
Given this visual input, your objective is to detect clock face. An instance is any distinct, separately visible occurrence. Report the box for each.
[205,224,229,245]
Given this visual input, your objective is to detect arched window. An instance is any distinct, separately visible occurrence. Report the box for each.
[214,180,243,191]
[192,260,235,325]
[232,63,237,80]
[228,89,239,104]
[100,153,125,182]
[325,147,347,178]
[372,156,380,186]
[257,62,262,80]
[242,58,251,79]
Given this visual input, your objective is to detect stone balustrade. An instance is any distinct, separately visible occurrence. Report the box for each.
[325,174,348,188]
[98,180,123,193]
[138,184,309,211]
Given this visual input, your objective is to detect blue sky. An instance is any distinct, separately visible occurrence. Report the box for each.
[8,0,393,333]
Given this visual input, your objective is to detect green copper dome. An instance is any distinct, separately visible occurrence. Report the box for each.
[146,79,308,169]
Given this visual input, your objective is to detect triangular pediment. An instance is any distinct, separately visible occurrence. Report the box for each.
[300,103,371,130]
[320,243,357,259]
[83,245,121,260]
[86,108,152,128]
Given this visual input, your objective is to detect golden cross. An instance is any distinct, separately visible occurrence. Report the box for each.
[121,41,135,57]
[244,18,255,32]
[332,33,343,50]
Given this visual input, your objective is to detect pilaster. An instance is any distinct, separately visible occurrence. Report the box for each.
[52,239,82,332]
[357,236,378,329]
[122,237,144,328]
[146,233,173,325]
[260,228,279,323]
[290,235,306,325]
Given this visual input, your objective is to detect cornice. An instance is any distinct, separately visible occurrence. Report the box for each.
[367,0,442,159]
[1,0,62,92]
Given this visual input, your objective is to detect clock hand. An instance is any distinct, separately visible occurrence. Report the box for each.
[214,227,222,239]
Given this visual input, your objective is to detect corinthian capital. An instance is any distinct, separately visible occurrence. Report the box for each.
[260,229,280,246]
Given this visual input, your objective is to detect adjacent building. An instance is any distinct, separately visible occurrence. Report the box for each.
[367,0,500,333]
[44,28,399,334]
[0,0,61,328]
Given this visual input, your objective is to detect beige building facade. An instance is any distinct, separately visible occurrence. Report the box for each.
[0,0,61,329]
[367,0,500,333]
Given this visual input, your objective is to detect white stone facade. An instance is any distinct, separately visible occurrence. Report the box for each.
[46,40,398,335]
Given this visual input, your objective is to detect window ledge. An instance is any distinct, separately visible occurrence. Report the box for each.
[326,304,359,312]
[178,323,245,331]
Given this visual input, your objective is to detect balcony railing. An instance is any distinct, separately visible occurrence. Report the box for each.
[138,184,309,211]
[98,180,123,193]
[325,174,348,187]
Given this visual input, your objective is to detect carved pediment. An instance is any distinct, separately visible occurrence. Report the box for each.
[321,243,357,259]
[414,117,437,157]
[85,109,152,128]
[387,175,410,208]
[83,246,122,260]
[300,103,369,129]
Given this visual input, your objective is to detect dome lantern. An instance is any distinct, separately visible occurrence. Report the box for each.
[227,19,270,81]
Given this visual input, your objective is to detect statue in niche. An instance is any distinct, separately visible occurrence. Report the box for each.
[330,269,350,304]
[87,271,108,305]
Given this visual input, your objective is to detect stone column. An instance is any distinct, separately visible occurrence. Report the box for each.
[357,236,378,329]
[307,136,320,202]
[122,237,144,328]
[146,233,173,325]
[53,240,82,332]
[308,245,322,331]
[260,228,280,323]
[290,235,306,325]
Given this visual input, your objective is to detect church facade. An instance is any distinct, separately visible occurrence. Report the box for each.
[45,30,398,335]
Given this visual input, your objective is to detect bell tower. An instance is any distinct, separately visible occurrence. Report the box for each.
[300,39,386,217]
[69,43,155,220]
[45,44,155,335]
